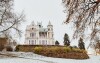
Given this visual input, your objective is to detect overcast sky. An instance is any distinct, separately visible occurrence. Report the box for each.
[14,0,79,46]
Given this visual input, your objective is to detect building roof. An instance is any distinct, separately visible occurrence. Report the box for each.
[39,28,48,32]
[31,21,35,25]
[26,21,53,32]
[48,21,51,25]
[48,21,53,26]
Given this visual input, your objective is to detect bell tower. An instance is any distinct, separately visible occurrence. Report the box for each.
[47,21,54,45]
[48,21,53,31]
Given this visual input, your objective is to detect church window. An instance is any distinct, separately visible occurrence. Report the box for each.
[35,40,36,44]
[48,29,50,31]
[39,25,41,27]
[32,40,34,45]
[30,33,31,37]
[30,33,35,37]
[32,28,34,30]
[39,40,41,45]
[29,40,31,45]
[45,40,47,45]
[42,40,45,45]
[32,33,34,37]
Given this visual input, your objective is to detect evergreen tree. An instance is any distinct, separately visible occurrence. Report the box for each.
[55,40,59,46]
[63,33,70,46]
[78,38,85,50]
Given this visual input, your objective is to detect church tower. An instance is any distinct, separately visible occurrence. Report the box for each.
[47,21,53,38]
[47,21,54,45]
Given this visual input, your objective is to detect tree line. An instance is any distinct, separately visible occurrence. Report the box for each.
[55,33,85,50]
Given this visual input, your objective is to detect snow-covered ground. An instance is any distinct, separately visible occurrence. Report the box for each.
[0,52,100,63]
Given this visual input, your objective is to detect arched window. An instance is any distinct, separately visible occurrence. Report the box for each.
[46,40,47,45]
[39,40,41,45]
[32,40,34,45]
[29,40,31,45]
[42,40,45,45]
[30,33,36,38]
[48,28,50,31]
[35,40,36,45]
[32,28,34,30]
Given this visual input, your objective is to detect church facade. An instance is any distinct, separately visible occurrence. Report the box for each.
[25,21,55,45]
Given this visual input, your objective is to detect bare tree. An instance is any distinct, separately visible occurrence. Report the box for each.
[88,36,100,54]
[0,0,25,38]
[62,0,100,41]
[94,37,100,53]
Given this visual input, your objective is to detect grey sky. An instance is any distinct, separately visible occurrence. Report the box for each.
[14,0,77,45]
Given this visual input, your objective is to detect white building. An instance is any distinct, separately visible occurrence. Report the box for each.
[25,21,55,45]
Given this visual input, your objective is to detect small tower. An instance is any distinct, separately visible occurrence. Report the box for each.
[31,21,35,26]
[37,22,43,28]
[31,21,36,30]
[47,21,53,32]
[47,21,54,45]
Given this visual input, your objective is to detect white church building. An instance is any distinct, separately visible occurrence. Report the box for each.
[25,21,55,45]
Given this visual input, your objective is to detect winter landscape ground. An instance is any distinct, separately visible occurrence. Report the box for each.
[0,52,100,63]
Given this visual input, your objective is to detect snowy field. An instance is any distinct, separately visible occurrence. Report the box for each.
[0,52,100,63]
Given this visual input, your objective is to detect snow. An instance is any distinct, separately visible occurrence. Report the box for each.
[0,52,100,63]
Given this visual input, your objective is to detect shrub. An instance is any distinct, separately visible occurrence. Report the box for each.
[72,48,87,53]
[15,45,19,51]
[34,47,43,54]
[6,46,13,51]
[63,47,72,53]
[33,46,89,59]
[72,46,78,48]
[15,45,34,52]
[15,45,89,59]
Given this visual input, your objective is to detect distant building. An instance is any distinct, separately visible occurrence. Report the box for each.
[25,21,55,45]
[0,38,8,51]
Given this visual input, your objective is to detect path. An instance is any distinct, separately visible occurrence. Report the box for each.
[0,52,100,63]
